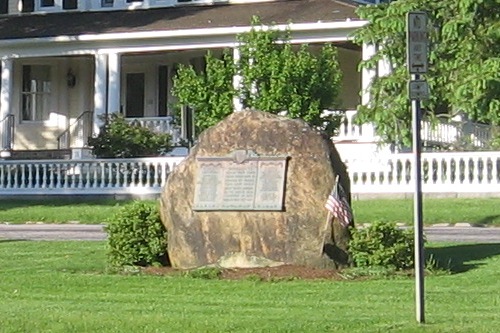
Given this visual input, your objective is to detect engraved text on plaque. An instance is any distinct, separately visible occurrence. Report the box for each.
[193,151,288,211]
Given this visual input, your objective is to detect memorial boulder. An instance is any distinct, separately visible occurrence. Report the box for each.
[160,110,352,269]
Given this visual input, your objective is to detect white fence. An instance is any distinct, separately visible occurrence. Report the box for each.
[347,151,500,194]
[333,110,496,149]
[0,157,185,195]
[0,152,498,197]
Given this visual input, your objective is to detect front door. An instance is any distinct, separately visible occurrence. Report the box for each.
[124,72,145,118]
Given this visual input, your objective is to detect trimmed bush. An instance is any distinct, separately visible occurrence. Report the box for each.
[105,201,168,267]
[349,221,415,271]
[89,113,171,158]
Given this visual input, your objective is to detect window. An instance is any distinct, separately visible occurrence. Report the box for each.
[40,0,54,6]
[125,73,145,117]
[0,0,8,14]
[101,0,113,7]
[158,66,168,117]
[63,0,77,9]
[21,65,52,122]
[21,0,34,12]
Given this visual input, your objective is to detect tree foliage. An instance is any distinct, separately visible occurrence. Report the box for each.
[89,114,171,158]
[172,17,343,135]
[354,0,500,145]
[172,52,235,131]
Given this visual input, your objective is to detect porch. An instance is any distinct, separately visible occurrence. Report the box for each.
[0,14,365,157]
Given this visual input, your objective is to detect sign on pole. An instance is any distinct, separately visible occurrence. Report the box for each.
[408,80,430,100]
[407,11,428,74]
[407,10,428,325]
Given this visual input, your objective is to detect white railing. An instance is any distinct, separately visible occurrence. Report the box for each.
[333,110,377,142]
[421,116,495,148]
[347,151,500,194]
[57,111,94,149]
[0,156,185,195]
[0,152,498,196]
[126,116,181,143]
[332,110,497,149]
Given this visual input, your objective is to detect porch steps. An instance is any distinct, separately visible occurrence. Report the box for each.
[6,149,72,160]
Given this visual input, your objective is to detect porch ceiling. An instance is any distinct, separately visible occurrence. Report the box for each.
[0,0,361,40]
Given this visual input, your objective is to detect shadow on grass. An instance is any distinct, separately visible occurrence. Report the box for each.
[0,239,29,243]
[426,243,500,273]
[476,215,500,225]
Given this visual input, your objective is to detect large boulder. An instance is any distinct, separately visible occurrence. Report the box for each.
[160,110,352,269]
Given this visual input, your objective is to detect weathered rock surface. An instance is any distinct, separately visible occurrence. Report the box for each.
[160,110,352,269]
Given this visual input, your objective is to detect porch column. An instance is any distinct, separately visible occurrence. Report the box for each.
[361,42,377,106]
[107,53,121,115]
[0,58,13,122]
[0,58,14,154]
[377,45,391,78]
[232,47,243,112]
[93,53,108,136]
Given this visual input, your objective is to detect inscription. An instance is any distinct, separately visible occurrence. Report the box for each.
[254,161,286,210]
[193,153,287,211]
[221,163,257,208]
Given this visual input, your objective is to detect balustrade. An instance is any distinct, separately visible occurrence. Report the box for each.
[347,151,500,194]
[0,153,498,196]
[0,157,184,195]
[332,110,497,149]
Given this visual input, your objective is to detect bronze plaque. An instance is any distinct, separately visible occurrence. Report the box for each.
[193,151,288,211]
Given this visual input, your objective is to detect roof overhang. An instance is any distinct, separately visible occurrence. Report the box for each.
[0,20,367,58]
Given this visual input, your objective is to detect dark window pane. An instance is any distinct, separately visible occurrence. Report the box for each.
[0,0,8,14]
[101,0,113,7]
[41,0,54,7]
[125,73,145,118]
[22,0,34,12]
[158,66,168,117]
[63,0,77,9]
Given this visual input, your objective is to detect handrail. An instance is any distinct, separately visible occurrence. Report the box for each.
[57,111,93,149]
[0,114,15,151]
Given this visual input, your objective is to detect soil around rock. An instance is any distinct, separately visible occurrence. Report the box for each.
[143,264,345,281]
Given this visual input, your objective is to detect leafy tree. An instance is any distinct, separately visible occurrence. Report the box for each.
[173,17,343,135]
[173,52,235,132]
[354,0,500,146]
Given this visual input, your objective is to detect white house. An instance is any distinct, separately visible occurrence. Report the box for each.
[0,0,387,160]
[1,0,497,198]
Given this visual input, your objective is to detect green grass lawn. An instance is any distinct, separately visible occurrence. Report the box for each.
[0,240,499,332]
[352,197,500,226]
[0,199,131,224]
[1,197,499,225]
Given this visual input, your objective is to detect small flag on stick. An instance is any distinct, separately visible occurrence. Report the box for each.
[325,176,353,227]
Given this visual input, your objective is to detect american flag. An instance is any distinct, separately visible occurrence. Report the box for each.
[324,176,353,228]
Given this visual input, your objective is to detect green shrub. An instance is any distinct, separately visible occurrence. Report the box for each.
[89,113,171,158]
[349,221,415,271]
[105,201,168,267]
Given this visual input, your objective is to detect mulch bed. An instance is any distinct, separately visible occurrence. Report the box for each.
[142,264,345,281]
